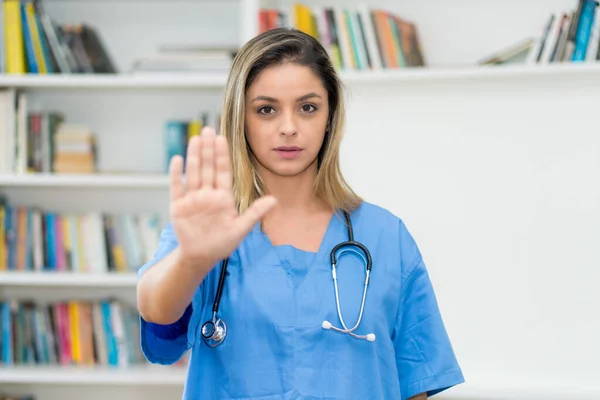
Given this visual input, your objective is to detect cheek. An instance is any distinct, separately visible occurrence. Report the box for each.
[244,116,272,157]
[244,113,260,146]
[299,117,328,147]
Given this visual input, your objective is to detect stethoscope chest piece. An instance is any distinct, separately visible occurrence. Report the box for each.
[201,316,227,347]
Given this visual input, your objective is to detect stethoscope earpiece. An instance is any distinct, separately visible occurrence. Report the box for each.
[322,319,376,342]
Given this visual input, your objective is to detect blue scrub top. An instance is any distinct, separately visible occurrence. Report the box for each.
[138,201,464,399]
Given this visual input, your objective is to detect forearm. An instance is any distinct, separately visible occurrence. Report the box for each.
[408,394,427,400]
[137,246,214,325]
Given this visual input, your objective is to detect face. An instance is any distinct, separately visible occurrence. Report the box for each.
[244,62,330,179]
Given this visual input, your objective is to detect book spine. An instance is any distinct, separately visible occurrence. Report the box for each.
[572,0,598,61]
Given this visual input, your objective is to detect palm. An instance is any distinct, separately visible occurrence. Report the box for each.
[169,127,276,265]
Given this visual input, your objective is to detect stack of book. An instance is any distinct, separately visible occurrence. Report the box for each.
[52,124,97,174]
[479,0,600,65]
[163,111,220,172]
[258,3,426,71]
[1,0,117,74]
[131,44,237,74]
[0,198,163,274]
[0,89,98,175]
[0,298,145,367]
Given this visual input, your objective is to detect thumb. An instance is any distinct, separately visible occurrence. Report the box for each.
[233,195,278,238]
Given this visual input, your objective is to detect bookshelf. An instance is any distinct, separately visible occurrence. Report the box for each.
[0,173,169,188]
[0,271,138,287]
[1,0,600,399]
[0,364,187,385]
[0,73,230,90]
[3,62,600,91]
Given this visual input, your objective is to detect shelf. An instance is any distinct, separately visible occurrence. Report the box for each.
[0,72,229,90]
[0,364,186,385]
[339,62,600,84]
[0,173,169,188]
[1,367,598,397]
[0,271,138,287]
[2,63,600,90]
[438,382,600,400]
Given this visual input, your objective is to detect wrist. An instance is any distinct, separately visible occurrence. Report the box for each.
[174,247,217,281]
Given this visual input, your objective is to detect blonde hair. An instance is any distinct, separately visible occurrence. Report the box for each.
[219,28,362,215]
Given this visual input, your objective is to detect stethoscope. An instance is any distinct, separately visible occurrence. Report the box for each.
[200,210,374,347]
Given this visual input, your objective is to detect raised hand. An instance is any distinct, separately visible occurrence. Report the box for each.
[169,126,277,268]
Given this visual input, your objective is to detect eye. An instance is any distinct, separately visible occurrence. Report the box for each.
[258,105,275,115]
[301,104,317,113]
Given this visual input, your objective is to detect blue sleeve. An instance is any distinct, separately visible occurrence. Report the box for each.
[138,222,197,365]
[394,221,464,399]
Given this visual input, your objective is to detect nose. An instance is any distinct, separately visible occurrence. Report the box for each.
[279,111,297,136]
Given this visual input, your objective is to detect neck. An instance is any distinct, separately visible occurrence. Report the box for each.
[258,164,327,213]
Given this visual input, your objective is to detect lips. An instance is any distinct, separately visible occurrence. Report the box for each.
[275,146,302,151]
[275,146,302,159]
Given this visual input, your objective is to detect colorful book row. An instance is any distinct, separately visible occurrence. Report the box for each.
[0,299,143,367]
[259,3,426,71]
[0,198,162,273]
[2,0,116,74]
[530,0,600,64]
[163,113,220,173]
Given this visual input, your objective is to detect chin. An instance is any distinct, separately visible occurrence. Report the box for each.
[271,165,308,177]
[267,159,317,177]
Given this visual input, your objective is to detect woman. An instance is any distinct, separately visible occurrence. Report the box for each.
[137,28,464,399]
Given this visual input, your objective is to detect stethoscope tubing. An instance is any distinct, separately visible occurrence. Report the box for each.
[201,210,373,347]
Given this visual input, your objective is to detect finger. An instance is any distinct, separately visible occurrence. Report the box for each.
[186,135,202,190]
[233,195,278,239]
[169,155,185,202]
[201,126,216,188]
[215,134,232,191]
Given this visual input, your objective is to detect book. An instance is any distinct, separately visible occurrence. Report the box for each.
[1,0,116,75]
[258,3,426,71]
[0,199,162,273]
[0,298,146,367]
[486,0,600,66]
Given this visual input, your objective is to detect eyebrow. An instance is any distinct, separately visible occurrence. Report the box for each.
[251,92,322,103]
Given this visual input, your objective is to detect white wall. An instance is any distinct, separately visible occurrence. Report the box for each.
[341,76,600,398]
